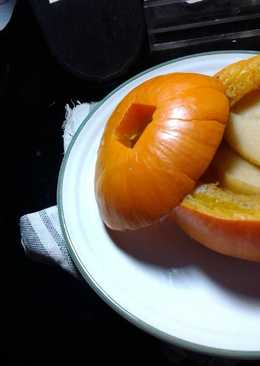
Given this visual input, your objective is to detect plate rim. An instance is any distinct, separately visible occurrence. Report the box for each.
[57,50,260,359]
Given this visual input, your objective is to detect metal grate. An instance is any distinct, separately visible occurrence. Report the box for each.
[144,0,260,56]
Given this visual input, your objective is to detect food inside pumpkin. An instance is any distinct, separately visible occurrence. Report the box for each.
[211,143,260,195]
[175,56,260,262]
[181,183,260,220]
[224,90,260,167]
[188,83,260,200]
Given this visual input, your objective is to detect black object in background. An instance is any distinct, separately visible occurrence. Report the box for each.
[144,0,260,62]
[2,1,170,365]
[29,0,147,84]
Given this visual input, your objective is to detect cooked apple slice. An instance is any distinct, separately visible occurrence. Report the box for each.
[225,90,260,166]
[212,143,260,195]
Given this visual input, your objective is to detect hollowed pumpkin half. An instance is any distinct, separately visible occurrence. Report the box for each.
[95,73,229,230]
[173,184,260,262]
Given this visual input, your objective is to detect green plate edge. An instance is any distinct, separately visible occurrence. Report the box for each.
[57,50,260,359]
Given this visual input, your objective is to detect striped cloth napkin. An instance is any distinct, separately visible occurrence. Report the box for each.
[20,102,95,276]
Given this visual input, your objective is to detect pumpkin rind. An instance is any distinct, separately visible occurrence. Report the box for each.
[95,73,229,230]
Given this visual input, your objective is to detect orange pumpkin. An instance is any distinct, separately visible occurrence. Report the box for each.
[173,184,260,262]
[95,73,229,230]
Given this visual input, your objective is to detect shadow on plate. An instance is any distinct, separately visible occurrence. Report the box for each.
[107,216,260,302]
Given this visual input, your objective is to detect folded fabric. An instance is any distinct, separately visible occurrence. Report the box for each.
[20,102,96,277]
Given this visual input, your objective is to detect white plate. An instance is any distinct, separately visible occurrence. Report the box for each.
[58,51,260,358]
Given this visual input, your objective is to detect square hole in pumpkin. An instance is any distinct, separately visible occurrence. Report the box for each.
[116,103,156,148]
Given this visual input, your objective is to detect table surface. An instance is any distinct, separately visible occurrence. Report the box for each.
[3,1,260,365]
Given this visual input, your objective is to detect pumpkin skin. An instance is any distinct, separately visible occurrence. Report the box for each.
[174,206,260,262]
[215,55,260,106]
[173,184,260,262]
[95,73,229,230]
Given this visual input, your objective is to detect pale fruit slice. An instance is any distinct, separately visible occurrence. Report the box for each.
[225,90,260,166]
[212,144,260,195]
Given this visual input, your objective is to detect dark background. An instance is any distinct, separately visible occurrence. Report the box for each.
[2,0,260,364]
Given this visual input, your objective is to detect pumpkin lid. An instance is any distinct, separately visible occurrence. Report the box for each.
[95,72,230,230]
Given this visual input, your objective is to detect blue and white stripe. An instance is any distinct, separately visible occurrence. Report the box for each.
[19,102,93,277]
